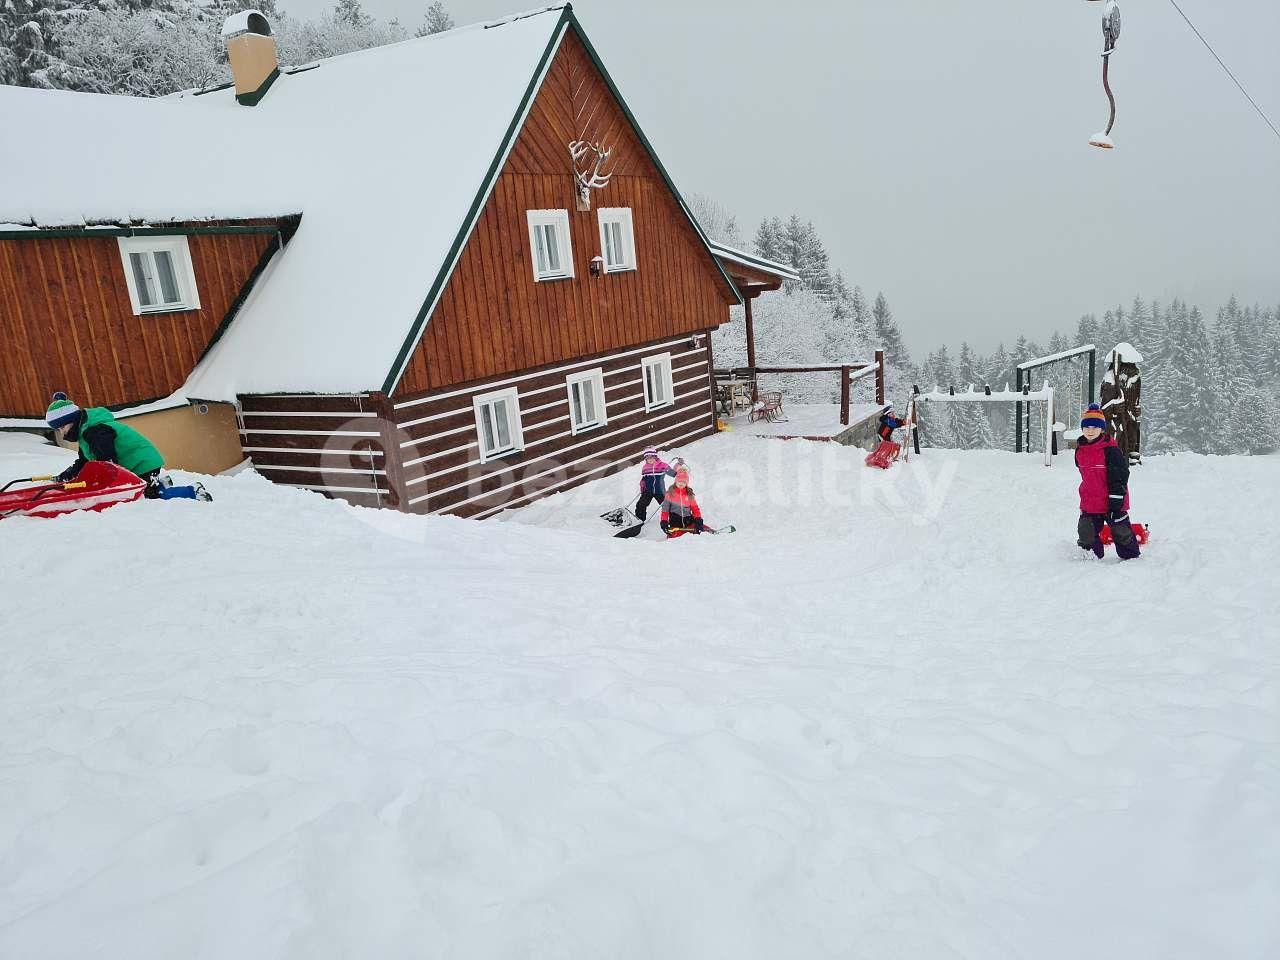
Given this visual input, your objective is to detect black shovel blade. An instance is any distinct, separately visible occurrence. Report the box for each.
[614,522,646,538]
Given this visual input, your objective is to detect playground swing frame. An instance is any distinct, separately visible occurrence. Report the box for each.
[1014,344,1097,454]
[906,383,1056,467]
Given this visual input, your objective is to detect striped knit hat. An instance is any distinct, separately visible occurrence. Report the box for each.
[641,446,658,458]
[46,392,81,429]
[1080,403,1107,430]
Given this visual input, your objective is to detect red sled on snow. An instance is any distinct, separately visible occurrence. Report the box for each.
[0,461,146,520]
[864,440,901,469]
[1100,522,1150,546]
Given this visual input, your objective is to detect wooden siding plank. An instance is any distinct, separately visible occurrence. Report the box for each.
[0,231,276,416]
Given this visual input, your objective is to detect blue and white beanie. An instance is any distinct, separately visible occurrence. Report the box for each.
[45,392,81,429]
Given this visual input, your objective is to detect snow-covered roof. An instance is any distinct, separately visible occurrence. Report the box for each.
[1016,343,1096,371]
[0,6,574,398]
[1106,342,1144,364]
[706,240,800,283]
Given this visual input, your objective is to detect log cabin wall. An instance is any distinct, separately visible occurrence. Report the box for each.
[391,333,717,518]
[237,392,400,510]
[394,31,736,397]
[0,225,280,417]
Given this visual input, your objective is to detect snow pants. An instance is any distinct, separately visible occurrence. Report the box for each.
[141,470,202,501]
[1078,512,1140,560]
[635,483,666,521]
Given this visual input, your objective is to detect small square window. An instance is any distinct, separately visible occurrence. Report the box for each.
[117,236,201,314]
[473,387,524,462]
[526,210,574,281]
[566,369,607,434]
[642,353,674,411]
[598,207,636,273]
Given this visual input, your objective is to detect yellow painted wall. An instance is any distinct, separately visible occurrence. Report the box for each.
[57,402,243,475]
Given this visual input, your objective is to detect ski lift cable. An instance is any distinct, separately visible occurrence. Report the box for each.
[1167,0,1280,144]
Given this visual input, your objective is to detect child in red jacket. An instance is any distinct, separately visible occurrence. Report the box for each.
[660,466,704,536]
[1075,404,1139,560]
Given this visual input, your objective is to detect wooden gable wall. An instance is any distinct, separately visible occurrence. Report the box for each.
[394,30,736,397]
[0,229,275,417]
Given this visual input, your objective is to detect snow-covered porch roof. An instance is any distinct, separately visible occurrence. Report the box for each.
[707,240,800,292]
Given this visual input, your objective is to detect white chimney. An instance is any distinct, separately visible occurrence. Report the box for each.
[222,11,279,107]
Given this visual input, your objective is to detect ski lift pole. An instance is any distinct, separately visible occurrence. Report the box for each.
[1088,0,1122,149]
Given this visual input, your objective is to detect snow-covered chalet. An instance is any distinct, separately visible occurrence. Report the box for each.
[0,5,795,517]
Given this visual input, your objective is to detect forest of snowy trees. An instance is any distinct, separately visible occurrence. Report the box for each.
[693,195,1280,457]
[0,0,454,94]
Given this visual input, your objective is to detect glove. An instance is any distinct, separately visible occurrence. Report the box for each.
[693,517,705,532]
[660,520,670,534]
[56,466,78,483]
[1108,496,1127,523]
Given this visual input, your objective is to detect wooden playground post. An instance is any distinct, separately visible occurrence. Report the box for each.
[840,365,851,426]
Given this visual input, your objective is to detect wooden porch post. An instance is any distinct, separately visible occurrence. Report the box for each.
[840,365,850,426]
[874,349,885,406]
[743,292,758,403]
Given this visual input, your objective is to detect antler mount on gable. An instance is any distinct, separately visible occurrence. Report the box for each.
[569,140,614,211]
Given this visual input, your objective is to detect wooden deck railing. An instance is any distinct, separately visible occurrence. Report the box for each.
[714,350,885,425]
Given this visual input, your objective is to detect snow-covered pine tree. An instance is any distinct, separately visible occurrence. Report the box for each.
[0,0,73,88]
[777,216,832,300]
[416,0,453,36]
[753,217,785,267]
[333,0,370,28]
[914,347,958,449]
[1076,313,1100,349]
[1228,388,1280,455]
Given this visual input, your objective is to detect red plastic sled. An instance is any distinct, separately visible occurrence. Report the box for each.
[864,440,901,469]
[1100,522,1149,546]
[0,461,146,520]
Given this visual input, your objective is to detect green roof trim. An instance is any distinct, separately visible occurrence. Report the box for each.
[0,224,285,241]
[381,4,742,396]
[381,7,574,396]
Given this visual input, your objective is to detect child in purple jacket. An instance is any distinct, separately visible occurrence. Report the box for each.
[636,447,683,522]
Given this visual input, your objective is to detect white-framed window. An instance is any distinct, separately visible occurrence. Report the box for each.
[117,236,201,314]
[566,368,607,434]
[642,353,674,411]
[597,207,636,273]
[473,387,524,462]
[526,209,574,281]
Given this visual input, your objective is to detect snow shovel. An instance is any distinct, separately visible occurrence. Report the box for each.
[601,493,642,527]
[614,512,651,538]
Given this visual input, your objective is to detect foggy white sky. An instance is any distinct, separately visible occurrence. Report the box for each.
[276,0,1279,355]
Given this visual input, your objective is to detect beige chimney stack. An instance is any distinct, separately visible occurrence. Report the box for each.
[222,11,279,107]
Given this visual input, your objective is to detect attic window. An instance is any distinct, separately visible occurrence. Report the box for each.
[598,208,636,272]
[117,236,201,314]
[526,209,574,281]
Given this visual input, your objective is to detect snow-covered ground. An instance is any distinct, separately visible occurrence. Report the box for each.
[1,431,1277,958]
